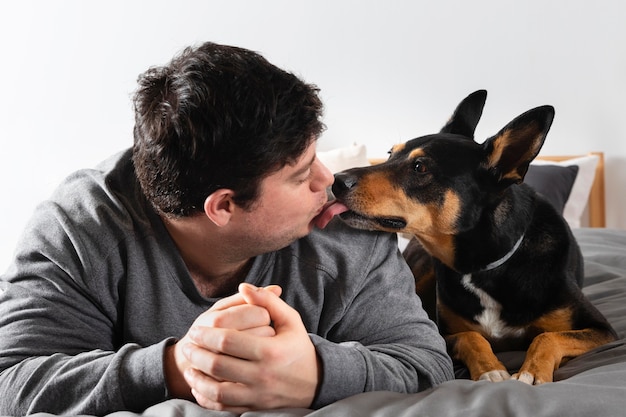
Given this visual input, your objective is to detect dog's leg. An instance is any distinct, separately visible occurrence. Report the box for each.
[447,331,511,382]
[512,328,617,385]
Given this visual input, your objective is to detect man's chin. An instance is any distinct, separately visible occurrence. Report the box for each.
[277,226,313,250]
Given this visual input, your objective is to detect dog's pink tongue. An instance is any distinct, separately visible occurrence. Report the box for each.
[314,200,349,229]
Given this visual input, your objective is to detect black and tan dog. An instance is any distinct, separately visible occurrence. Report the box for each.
[329,90,617,384]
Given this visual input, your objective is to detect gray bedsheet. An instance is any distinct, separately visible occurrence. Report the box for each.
[15,228,626,417]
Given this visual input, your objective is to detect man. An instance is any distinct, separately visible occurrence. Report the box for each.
[0,42,453,415]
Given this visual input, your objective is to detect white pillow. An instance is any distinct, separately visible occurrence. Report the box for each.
[531,155,599,228]
[317,144,369,173]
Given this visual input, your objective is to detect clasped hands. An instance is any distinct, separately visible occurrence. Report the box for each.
[165,283,320,412]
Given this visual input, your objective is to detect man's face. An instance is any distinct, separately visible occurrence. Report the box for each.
[230,141,334,256]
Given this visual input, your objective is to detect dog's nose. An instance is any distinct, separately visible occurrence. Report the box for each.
[332,172,358,197]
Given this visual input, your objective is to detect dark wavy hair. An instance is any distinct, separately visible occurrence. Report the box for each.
[132,42,325,217]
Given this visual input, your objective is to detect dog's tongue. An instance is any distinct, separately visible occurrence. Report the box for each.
[314,200,349,229]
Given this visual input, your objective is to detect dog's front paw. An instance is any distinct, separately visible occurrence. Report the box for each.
[511,371,548,385]
[478,369,511,382]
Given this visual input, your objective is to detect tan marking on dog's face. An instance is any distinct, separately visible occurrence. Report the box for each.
[408,148,425,160]
[391,143,406,155]
[351,174,461,232]
[408,190,460,266]
[437,190,461,231]
[393,189,462,236]
[344,168,462,265]
[346,171,407,218]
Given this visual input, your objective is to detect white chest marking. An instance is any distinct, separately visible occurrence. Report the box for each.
[461,274,525,340]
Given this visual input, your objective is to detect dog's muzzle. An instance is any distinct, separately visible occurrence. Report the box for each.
[331,172,407,231]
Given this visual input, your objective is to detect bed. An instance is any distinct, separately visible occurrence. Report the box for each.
[21,151,626,417]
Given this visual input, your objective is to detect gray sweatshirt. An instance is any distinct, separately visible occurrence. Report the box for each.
[0,149,453,415]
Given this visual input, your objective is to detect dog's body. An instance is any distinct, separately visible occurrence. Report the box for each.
[329,90,617,384]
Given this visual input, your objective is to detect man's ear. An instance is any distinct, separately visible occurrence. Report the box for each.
[203,189,236,227]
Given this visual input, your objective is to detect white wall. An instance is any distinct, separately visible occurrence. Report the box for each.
[1,0,625,271]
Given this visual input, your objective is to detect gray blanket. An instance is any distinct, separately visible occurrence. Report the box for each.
[16,228,626,417]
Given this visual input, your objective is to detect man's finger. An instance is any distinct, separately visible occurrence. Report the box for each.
[185,368,254,412]
[210,284,282,311]
[194,304,271,330]
[187,327,267,362]
[238,283,296,331]
[184,337,261,382]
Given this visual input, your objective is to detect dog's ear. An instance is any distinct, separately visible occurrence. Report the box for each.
[482,105,555,186]
[440,90,488,139]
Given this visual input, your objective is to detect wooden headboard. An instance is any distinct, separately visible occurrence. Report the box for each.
[535,152,605,228]
[368,152,606,228]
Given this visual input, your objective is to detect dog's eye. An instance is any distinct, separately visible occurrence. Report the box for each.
[414,162,428,173]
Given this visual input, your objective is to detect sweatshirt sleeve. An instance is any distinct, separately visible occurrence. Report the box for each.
[0,189,171,415]
[0,271,171,415]
[308,232,454,408]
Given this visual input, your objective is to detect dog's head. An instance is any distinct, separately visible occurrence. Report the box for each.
[331,90,554,262]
